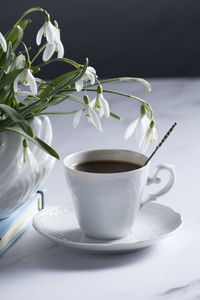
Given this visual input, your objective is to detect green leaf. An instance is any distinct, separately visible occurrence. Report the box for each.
[0,68,23,89]
[5,19,31,45]
[11,25,24,52]
[50,58,88,94]
[5,54,26,74]
[1,125,59,159]
[38,70,79,100]
[0,104,34,137]
[31,66,40,74]
[13,7,43,27]
[37,110,79,115]
[39,58,88,100]
[34,136,60,159]
[0,42,13,80]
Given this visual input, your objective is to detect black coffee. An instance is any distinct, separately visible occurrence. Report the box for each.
[73,160,142,173]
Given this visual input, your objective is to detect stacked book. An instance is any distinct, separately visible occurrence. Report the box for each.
[0,190,44,256]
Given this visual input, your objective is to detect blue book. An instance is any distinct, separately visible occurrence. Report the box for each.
[0,190,44,256]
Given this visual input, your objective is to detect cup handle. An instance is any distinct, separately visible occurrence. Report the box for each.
[141,164,176,206]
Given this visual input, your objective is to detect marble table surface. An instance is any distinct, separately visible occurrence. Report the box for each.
[1,79,200,300]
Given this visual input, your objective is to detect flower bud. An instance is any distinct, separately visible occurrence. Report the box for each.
[97,85,103,94]
[150,120,155,128]
[23,139,29,148]
[83,95,89,105]
[140,105,147,116]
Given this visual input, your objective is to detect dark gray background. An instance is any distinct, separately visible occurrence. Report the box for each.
[1,0,200,79]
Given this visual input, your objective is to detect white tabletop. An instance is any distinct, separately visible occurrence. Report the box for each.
[0,79,199,300]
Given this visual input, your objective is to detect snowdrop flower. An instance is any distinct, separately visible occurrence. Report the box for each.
[42,23,64,61]
[0,32,7,52]
[75,66,97,92]
[139,120,157,153]
[125,105,150,145]
[14,69,37,96]
[36,19,59,46]
[92,85,110,118]
[42,35,64,61]
[36,16,64,62]
[73,95,102,131]
[19,139,39,173]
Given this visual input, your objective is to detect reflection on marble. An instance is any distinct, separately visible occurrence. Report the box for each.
[0,79,200,300]
[159,279,200,300]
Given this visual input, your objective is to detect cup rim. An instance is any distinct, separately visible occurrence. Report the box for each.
[63,148,149,176]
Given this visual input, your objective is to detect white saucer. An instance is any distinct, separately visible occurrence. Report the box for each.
[33,203,182,254]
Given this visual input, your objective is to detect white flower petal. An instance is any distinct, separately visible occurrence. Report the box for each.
[27,69,37,95]
[56,40,64,58]
[45,22,55,44]
[87,72,96,85]
[17,90,34,96]
[87,66,96,75]
[88,105,102,132]
[99,108,104,118]
[150,126,157,143]
[36,25,44,45]
[139,128,152,153]
[75,79,84,92]
[53,26,60,42]
[125,119,138,140]
[14,72,23,92]
[99,94,110,118]
[135,115,150,145]
[43,43,56,61]
[0,32,7,52]
[90,99,96,107]
[73,110,82,128]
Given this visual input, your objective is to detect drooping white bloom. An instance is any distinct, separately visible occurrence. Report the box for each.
[36,20,60,46]
[75,67,97,92]
[42,28,64,61]
[18,139,39,173]
[139,123,157,153]
[73,96,102,131]
[36,19,64,62]
[125,114,150,144]
[14,69,37,96]
[0,32,7,52]
[92,91,110,118]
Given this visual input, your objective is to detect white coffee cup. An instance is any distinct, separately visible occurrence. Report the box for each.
[63,149,175,240]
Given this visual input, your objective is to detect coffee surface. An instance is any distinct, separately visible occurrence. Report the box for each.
[73,160,142,173]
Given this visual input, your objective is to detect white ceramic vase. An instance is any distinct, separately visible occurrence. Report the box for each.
[0,115,55,219]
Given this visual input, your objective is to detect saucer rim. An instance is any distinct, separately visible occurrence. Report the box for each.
[33,203,182,250]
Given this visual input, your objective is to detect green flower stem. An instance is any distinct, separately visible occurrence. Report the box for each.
[85,88,154,120]
[31,43,47,64]
[21,41,30,66]
[13,7,43,28]
[36,58,81,69]
[87,77,152,92]
[63,95,84,104]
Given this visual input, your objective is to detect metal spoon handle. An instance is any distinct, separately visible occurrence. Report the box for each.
[144,122,177,166]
